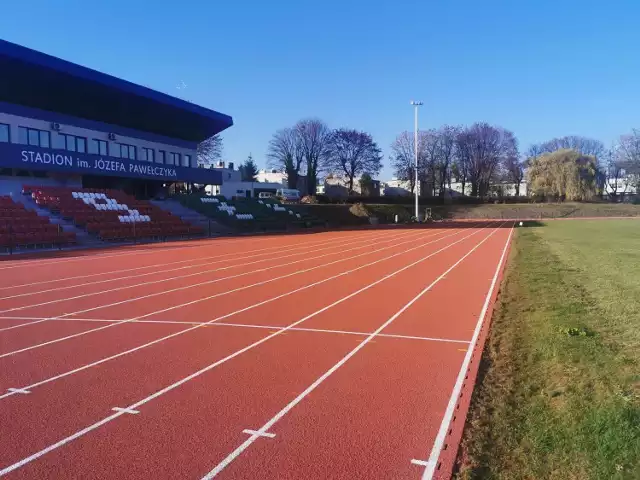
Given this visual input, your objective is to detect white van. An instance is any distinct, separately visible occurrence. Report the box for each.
[276,188,301,202]
[258,192,274,199]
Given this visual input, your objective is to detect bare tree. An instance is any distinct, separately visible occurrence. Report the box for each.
[421,129,440,196]
[326,129,382,194]
[504,155,525,196]
[434,126,459,196]
[453,131,472,195]
[535,136,604,159]
[457,123,518,197]
[616,129,640,193]
[390,131,416,193]
[267,127,304,189]
[390,131,431,194]
[197,135,223,167]
[296,119,331,195]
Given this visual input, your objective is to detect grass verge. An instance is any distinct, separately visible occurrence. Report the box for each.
[456,220,640,480]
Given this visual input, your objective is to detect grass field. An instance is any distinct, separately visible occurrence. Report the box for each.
[457,219,640,480]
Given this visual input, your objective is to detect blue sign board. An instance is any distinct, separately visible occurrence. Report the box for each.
[0,143,222,184]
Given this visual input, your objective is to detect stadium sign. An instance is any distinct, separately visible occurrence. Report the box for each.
[0,143,221,184]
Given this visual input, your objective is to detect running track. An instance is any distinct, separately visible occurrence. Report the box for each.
[0,222,513,480]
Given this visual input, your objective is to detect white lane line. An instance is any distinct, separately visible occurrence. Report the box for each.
[0,317,473,343]
[0,318,51,332]
[111,407,139,415]
[242,429,276,439]
[0,230,408,312]
[200,224,503,479]
[0,232,382,290]
[0,321,126,359]
[0,227,491,474]
[0,230,392,300]
[0,229,356,272]
[420,225,514,480]
[0,228,467,399]
[39,228,445,322]
[411,460,434,467]
[0,233,430,344]
[6,388,30,395]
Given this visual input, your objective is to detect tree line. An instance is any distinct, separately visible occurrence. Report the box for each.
[266,119,382,195]
[199,121,640,201]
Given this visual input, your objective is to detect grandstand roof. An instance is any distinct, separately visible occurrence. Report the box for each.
[0,40,233,143]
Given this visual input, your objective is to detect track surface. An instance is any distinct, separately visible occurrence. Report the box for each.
[0,223,513,480]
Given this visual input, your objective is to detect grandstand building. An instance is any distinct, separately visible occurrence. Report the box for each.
[0,39,233,198]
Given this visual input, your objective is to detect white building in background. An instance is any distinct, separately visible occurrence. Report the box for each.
[380,178,527,197]
[256,169,287,184]
[205,164,283,198]
[603,174,638,198]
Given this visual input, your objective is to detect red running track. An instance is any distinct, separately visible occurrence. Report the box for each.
[0,222,513,480]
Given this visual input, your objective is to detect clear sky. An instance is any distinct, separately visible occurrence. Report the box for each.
[2,0,639,180]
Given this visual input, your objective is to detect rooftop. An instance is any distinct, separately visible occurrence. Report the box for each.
[0,40,233,143]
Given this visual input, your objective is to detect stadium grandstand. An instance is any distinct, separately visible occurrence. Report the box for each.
[0,39,234,252]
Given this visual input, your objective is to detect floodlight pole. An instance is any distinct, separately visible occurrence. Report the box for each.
[410,100,423,221]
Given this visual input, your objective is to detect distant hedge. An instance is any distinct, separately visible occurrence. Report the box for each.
[312,195,534,205]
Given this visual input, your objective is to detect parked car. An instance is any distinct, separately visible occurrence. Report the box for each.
[276,188,301,202]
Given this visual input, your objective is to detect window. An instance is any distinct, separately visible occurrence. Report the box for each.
[0,124,8,143]
[184,154,191,167]
[57,133,87,153]
[157,150,165,164]
[119,143,136,160]
[167,152,181,166]
[90,139,108,156]
[140,147,155,162]
[18,127,50,148]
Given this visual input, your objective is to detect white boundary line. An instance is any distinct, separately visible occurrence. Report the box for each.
[0,228,461,365]
[199,224,504,479]
[0,230,410,310]
[0,226,493,475]
[419,224,514,480]
[0,230,390,296]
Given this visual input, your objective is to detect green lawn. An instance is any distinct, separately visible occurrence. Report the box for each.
[457,220,640,480]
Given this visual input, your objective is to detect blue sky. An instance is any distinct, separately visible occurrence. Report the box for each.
[2,0,640,179]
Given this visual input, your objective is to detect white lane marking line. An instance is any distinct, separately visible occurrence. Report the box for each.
[200,224,503,479]
[0,321,127,359]
[242,429,275,438]
[0,316,472,345]
[0,234,424,342]
[0,230,408,312]
[0,318,51,332]
[0,230,393,300]
[421,224,514,480]
[54,229,444,322]
[411,460,434,467]
[0,229,366,272]
[0,228,467,400]
[111,407,139,415]
[7,388,30,394]
[0,410,126,476]
[0,231,385,290]
[0,226,491,471]
[0,317,471,343]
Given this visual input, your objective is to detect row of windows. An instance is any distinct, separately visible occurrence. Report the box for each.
[0,124,192,166]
